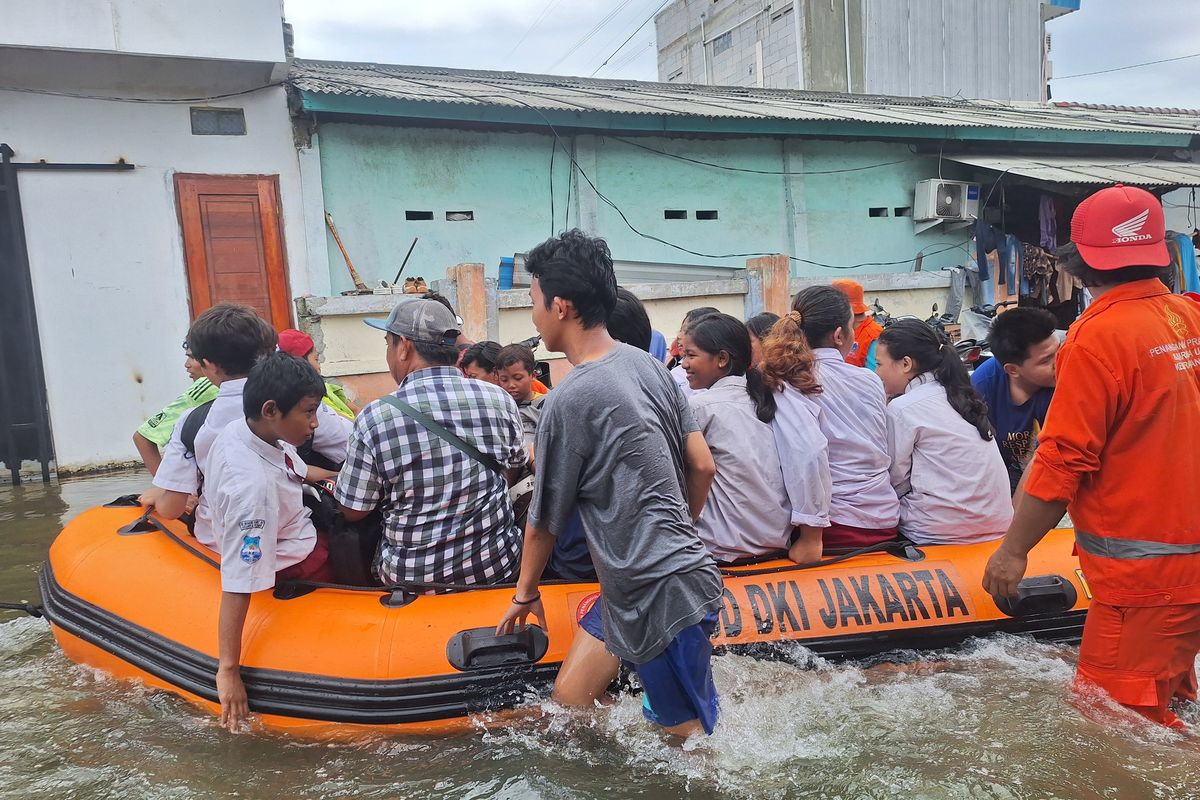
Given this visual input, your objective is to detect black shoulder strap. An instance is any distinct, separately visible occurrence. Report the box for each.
[378,395,504,475]
[180,399,215,461]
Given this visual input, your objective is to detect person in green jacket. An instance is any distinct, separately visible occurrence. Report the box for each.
[133,345,219,475]
[277,328,359,419]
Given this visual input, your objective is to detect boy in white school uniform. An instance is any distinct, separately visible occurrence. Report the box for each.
[139,304,278,547]
[206,352,335,731]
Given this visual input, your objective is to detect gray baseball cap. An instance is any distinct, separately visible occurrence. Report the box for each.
[365,298,461,345]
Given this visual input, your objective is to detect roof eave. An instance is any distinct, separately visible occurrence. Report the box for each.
[295,90,1196,149]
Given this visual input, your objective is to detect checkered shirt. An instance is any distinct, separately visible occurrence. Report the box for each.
[334,366,527,587]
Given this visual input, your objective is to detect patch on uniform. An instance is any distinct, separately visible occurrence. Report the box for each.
[240,535,263,564]
[575,591,601,625]
[239,519,265,531]
[144,413,165,429]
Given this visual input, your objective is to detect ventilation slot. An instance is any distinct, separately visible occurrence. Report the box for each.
[869,207,889,218]
[446,211,474,221]
[664,210,688,220]
[696,210,719,220]
[405,211,434,221]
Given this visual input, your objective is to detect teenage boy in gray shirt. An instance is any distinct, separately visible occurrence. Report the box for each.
[496,230,724,737]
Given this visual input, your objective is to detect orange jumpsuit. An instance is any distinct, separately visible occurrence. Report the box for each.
[846,316,883,369]
[1025,279,1200,727]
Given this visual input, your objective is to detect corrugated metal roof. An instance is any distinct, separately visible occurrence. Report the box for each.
[947,154,1200,186]
[290,60,1200,137]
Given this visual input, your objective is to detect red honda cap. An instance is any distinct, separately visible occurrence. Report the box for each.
[277,328,315,358]
[1070,184,1170,271]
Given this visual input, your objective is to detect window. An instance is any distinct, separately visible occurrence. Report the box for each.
[664,210,688,220]
[405,211,434,221]
[869,207,889,218]
[712,31,733,55]
[190,107,246,136]
[696,210,719,220]
[446,211,474,221]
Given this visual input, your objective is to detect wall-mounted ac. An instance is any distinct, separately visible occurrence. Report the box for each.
[914,180,980,221]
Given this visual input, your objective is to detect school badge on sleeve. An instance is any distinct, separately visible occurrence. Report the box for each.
[240,535,263,564]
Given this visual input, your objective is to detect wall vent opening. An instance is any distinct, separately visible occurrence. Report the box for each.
[696,210,719,220]
[664,210,688,220]
[446,211,474,221]
[869,207,889,218]
[405,211,434,221]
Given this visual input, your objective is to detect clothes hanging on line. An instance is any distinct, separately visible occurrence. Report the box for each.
[1167,232,1199,294]
[1039,195,1058,250]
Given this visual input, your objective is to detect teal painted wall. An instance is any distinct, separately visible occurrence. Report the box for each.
[316,122,976,293]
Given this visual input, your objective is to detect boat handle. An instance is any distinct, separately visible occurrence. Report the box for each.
[446,625,550,671]
[992,574,1079,618]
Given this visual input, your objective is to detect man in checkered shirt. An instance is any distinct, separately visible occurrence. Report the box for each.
[334,299,528,587]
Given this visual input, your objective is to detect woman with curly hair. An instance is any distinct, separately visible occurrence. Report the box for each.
[876,319,1012,545]
[759,285,899,561]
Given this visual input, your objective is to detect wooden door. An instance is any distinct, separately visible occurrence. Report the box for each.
[175,174,292,330]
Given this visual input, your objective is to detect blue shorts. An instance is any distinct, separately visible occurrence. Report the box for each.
[578,596,720,735]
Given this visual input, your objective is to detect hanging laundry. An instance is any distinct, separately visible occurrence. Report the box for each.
[1004,234,1022,288]
[972,218,1005,282]
[1039,195,1058,250]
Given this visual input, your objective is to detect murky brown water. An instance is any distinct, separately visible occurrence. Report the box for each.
[2,470,1199,799]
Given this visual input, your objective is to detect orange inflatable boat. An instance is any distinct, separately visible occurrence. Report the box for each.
[40,498,1091,735]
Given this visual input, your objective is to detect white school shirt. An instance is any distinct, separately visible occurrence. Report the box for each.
[205,417,317,593]
[769,384,833,530]
[887,373,1013,545]
[312,401,352,463]
[689,375,793,560]
[809,349,900,530]
[152,377,247,549]
[670,364,703,399]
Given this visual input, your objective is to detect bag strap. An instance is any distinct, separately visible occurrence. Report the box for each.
[378,395,504,476]
[181,399,215,461]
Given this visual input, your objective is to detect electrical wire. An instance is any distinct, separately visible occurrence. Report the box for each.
[507,0,569,58]
[590,0,672,77]
[0,83,279,104]
[612,136,919,175]
[1050,51,1200,81]
[389,72,971,270]
[545,0,640,72]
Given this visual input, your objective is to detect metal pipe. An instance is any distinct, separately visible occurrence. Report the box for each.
[843,0,852,92]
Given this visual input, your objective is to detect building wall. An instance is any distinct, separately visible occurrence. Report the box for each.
[314,122,971,295]
[1,86,311,470]
[656,0,1054,101]
[0,0,286,64]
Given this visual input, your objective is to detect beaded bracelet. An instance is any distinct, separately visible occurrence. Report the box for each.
[511,592,541,606]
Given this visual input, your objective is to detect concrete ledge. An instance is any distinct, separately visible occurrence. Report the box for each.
[498,278,750,309]
[789,271,952,293]
[297,293,412,318]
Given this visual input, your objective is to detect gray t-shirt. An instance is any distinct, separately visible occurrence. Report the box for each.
[530,342,723,663]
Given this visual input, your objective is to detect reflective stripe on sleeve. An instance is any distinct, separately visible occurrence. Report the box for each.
[1075,530,1200,560]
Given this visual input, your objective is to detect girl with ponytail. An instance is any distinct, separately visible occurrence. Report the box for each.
[875,319,1013,545]
[759,286,900,562]
[680,313,798,560]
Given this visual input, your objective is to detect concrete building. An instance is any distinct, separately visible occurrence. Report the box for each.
[0,0,320,477]
[655,0,1081,100]
[289,61,1200,397]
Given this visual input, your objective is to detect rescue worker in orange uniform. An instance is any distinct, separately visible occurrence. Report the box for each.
[983,185,1200,729]
[833,279,884,371]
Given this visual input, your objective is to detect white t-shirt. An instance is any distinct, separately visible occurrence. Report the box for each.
[205,417,316,593]
[152,378,247,548]
[887,374,1013,545]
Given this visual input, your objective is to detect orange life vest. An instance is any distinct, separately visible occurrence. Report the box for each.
[1024,280,1200,607]
[846,316,883,368]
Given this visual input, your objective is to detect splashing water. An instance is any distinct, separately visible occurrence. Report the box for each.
[3,471,1200,799]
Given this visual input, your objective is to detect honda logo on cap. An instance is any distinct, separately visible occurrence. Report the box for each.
[1111,209,1153,244]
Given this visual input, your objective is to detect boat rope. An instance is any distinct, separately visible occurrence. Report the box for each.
[0,601,43,618]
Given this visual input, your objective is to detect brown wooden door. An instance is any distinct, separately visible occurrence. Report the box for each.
[175,174,292,330]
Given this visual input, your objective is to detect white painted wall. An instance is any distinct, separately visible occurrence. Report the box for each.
[1,85,314,470]
[1163,187,1199,237]
[0,0,286,64]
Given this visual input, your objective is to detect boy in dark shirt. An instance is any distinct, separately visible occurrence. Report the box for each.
[971,308,1058,493]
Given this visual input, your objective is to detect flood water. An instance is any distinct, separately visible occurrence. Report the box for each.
[2,470,1199,799]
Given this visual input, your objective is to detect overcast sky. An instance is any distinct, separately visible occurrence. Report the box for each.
[284,0,1199,108]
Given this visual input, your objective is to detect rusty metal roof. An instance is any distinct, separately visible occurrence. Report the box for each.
[291,60,1200,137]
[947,154,1200,186]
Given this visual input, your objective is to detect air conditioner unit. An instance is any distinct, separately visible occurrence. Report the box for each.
[914,179,980,221]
